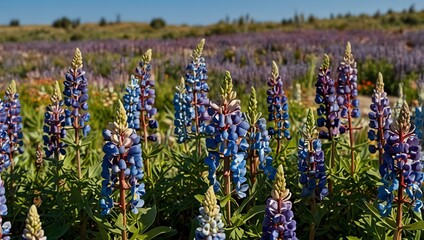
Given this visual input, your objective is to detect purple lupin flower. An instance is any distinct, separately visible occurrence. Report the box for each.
[298,109,328,200]
[63,48,90,179]
[378,103,423,238]
[173,77,192,144]
[336,42,360,176]
[123,76,141,130]
[267,61,291,154]
[4,80,24,156]
[315,54,341,139]
[262,165,297,240]
[43,81,67,158]
[368,73,391,164]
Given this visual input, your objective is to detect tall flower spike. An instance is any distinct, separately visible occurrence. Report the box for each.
[205,71,249,199]
[262,165,297,240]
[22,205,46,240]
[298,109,328,200]
[134,49,158,143]
[246,87,275,181]
[378,102,423,217]
[0,177,7,216]
[124,76,141,130]
[174,77,192,143]
[175,39,210,145]
[71,48,83,70]
[368,73,391,163]
[195,186,225,240]
[267,61,291,146]
[315,54,341,139]
[43,81,67,159]
[4,79,24,155]
[0,100,10,173]
[100,100,145,216]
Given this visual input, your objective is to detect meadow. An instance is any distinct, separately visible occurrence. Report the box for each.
[0,12,424,240]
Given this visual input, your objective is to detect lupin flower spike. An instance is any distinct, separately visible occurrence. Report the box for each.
[174,77,192,143]
[100,100,145,217]
[368,73,391,163]
[195,186,225,240]
[0,216,11,240]
[22,205,46,240]
[267,61,291,152]
[134,49,158,144]
[246,87,275,181]
[71,48,83,70]
[4,79,24,155]
[43,81,67,159]
[298,109,328,200]
[123,76,141,130]
[315,54,341,139]
[205,71,249,198]
[262,165,297,240]
[378,102,423,218]
[0,100,10,173]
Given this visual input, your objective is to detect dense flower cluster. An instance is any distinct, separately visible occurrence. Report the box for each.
[298,110,328,199]
[134,49,158,142]
[368,73,391,156]
[315,54,341,139]
[246,87,275,180]
[22,205,46,240]
[63,48,91,136]
[184,39,210,135]
[195,186,225,240]
[262,165,297,240]
[336,42,360,125]
[267,61,291,140]
[100,100,145,215]
[0,101,10,173]
[3,80,23,154]
[174,78,193,143]
[413,106,424,141]
[205,71,250,198]
[378,103,423,216]
[0,177,7,216]
[43,81,67,158]
[123,76,141,130]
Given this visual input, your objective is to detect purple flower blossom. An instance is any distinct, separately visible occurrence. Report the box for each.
[315,54,341,139]
[378,103,423,216]
[262,165,297,240]
[4,80,23,154]
[368,73,391,162]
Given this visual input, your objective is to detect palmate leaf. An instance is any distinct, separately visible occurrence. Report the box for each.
[403,221,424,231]
[133,226,175,240]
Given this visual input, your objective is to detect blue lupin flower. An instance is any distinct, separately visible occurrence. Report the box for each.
[267,61,291,141]
[336,42,360,126]
[298,109,328,200]
[3,80,23,154]
[174,78,193,143]
[262,165,297,240]
[246,87,275,180]
[134,49,158,143]
[195,186,226,240]
[205,71,249,198]
[0,177,7,216]
[0,101,10,173]
[315,54,341,139]
[43,81,67,158]
[100,100,145,215]
[184,39,210,136]
[63,48,91,136]
[378,103,423,216]
[123,75,141,130]
[368,73,391,162]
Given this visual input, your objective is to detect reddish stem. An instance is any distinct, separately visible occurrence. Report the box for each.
[119,169,127,240]
[223,155,231,225]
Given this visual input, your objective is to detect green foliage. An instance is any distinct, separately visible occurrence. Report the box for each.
[150,18,166,30]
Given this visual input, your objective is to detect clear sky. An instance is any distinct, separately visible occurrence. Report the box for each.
[0,0,423,25]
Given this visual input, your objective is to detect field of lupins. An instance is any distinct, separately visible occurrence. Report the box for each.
[0,29,423,240]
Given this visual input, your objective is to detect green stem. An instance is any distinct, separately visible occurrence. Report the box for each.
[224,155,231,225]
[309,195,317,240]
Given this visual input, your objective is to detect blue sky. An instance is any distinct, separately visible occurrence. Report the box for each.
[0,0,423,25]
